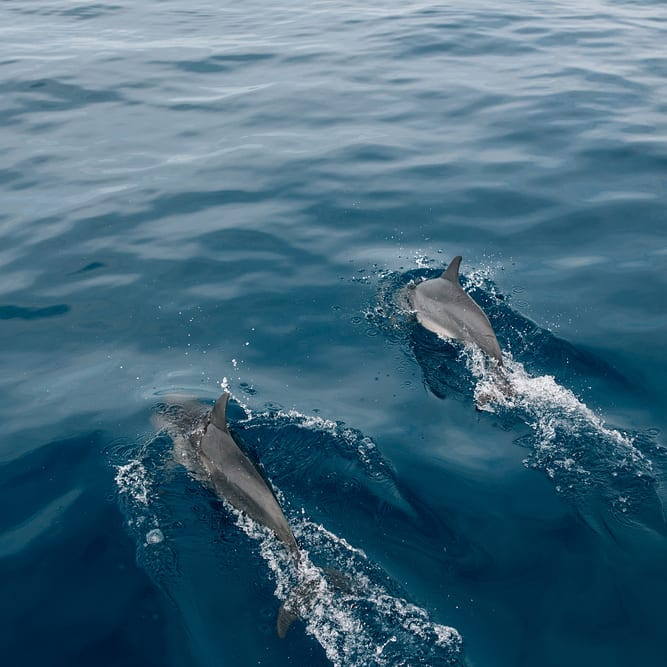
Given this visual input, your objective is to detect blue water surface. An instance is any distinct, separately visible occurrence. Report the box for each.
[1,1,666,666]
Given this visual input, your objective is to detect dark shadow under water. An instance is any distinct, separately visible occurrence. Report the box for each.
[0,432,180,667]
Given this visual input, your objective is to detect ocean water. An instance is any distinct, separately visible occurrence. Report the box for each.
[1,1,666,665]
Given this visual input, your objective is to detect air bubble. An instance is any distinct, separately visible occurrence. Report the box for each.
[145,528,164,545]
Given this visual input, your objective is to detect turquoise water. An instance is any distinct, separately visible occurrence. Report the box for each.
[1,1,666,665]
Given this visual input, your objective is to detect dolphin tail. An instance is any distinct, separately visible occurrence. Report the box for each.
[275,579,310,639]
[275,566,353,638]
[276,603,300,639]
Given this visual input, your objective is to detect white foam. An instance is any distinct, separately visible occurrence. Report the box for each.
[464,263,500,294]
[377,259,656,512]
[300,519,367,559]
[414,253,433,269]
[467,348,652,491]
[115,460,150,505]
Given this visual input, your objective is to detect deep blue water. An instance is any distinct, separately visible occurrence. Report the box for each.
[1,1,667,665]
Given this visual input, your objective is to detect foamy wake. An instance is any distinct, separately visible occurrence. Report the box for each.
[235,512,463,667]
[233,405,462,663]
[115,460,166,546]
[467,347,654,507]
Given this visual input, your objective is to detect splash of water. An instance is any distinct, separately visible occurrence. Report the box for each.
[469,349,654,509]
[115,459,151,506]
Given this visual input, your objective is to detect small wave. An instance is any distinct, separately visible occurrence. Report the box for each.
[241,406,398,490]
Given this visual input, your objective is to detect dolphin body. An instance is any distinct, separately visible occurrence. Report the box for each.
[192,392,299,558]
[162,392,336,638]
[408,256,503,366]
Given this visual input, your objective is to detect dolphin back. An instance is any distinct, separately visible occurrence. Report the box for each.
[411,256,504,365]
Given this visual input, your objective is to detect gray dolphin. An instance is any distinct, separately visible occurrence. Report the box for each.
[192,392,299,558]
[408,255,503,366]
[158,392,345,638]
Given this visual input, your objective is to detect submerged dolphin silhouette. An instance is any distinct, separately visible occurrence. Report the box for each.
[408,255,503,366]
[161,392,345,638]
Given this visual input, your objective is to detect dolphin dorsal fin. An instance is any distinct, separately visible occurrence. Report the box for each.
[442,256,462,284]
[210,392,230,431]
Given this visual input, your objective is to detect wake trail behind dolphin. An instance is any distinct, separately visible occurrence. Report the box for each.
[468,349,662,518]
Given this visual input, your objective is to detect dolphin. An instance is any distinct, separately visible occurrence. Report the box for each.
[157,392,345,638]
[191,392,300,558]
[408,255,504,366]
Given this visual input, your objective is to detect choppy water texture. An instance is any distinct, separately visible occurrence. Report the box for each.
[1,1,666,666]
